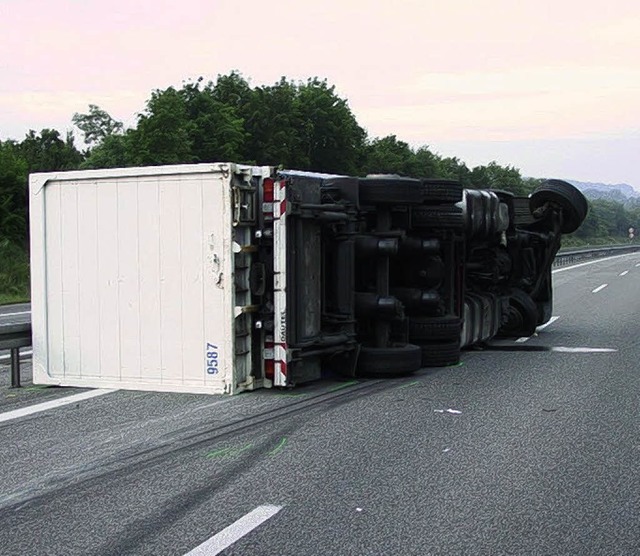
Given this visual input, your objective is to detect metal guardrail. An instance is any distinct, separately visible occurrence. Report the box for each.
[0,323,31,388]
[553,245,640,267]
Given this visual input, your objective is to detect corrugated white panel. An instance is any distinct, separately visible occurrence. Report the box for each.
[158,176,184,384]
[180,176,206,386]
[96,179,121,379]
[44,184,64,377]
[30,163,250,394]
[60,184,81,378]
[137,177,162,383]
[117,178,142,379]
[202,174,233,393]
[77,181,101,378]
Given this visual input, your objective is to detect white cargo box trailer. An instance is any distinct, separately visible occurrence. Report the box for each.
[29,163,291,394]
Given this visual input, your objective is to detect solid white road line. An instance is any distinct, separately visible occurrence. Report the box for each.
[552,253,637,274]
[551,347,617,353]
[592,284,608,293]
[537,315,560,331]
[0,349,32,361]
[620,270,629,276]
[185,505,283,556]
[0,389,116,424]
[0,311,30,318]
[515,316,560,343]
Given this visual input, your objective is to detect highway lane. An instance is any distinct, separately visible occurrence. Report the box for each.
[0,302,30,324]
[2,254,640,555]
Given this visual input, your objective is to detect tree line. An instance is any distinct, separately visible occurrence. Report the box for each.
[0,71,638,251]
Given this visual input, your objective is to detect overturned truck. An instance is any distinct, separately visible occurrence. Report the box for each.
[29,164,587,393]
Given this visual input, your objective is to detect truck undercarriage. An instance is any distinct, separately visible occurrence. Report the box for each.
[263,172,588,383]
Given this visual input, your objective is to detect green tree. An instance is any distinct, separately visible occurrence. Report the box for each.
[469,162,527,195]
[437,156,472,187]
[243,78,302,167]
[0,140,29,245]
[129,87,194,165]
[179,80,246,162]
[211,71,253,114]
[361,135,418,176]
[72,104,124,146]
[18,129,83,172]
[295,78,366,174]
[81,133,134,169]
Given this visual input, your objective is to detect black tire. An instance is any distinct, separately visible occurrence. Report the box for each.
[408,316,462,342]
[357,344,422,377]
[359,177,424,205]
[421,179,463,203]
[529,179,588,234]
[411,205,464,229]
[537,301,552,326]
[419,340,461,367]
[535,271,553,326]
[497,288,538,337]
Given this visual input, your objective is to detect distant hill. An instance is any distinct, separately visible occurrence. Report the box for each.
[566,180,639,202]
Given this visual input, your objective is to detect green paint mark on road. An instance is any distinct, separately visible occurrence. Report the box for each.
[206,443,254,459]
[396,380,420,389]
[449,361,464,367]
[232,443,254,456]
[328,380,358,392]
[25,385,48,391]
[269,437,287,456]
[275,393,306,398]
[206,447,232,458]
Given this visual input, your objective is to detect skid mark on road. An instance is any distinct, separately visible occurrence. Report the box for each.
[327,380,359,392]
[396,380,420,389]
[269,437,287,456]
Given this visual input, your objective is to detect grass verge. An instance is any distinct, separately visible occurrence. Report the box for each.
[0,239,30,304]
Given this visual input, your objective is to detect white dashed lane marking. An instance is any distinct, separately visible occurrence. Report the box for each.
[619,270,629,276]
[184,505,283,556]
[592,284,608,293]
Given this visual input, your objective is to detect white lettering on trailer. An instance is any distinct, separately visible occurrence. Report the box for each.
[206,343,219,375]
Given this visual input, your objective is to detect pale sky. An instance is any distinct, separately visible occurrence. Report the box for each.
[1,0,639,187]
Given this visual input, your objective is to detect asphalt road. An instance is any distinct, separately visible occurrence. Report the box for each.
[0,302,31,324]
[1,254,640,555]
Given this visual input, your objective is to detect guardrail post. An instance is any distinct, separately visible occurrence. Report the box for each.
[10,348,21,388]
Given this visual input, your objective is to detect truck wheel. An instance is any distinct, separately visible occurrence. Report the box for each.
[537,301,552,326]
[411,205,464,229]
[408,316,462,341]
[359,177,425,205]
[497,289,538,337]
[419,340,461,367]
[422,179,463,203]
[357,344,422,377]
[529,179,588,234]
